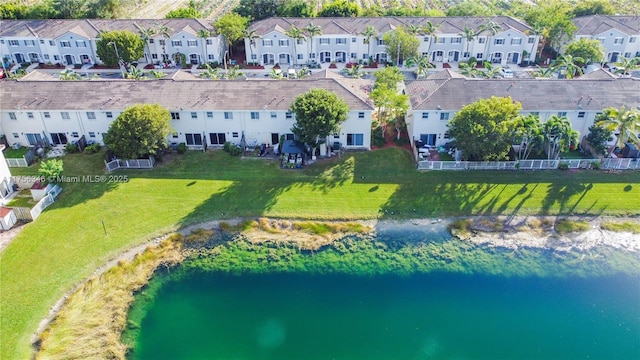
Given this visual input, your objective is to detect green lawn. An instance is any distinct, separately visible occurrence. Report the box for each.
[3,146,29,159]
[2,148,640,359]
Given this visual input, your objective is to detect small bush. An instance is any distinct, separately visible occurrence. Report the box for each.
[84,143,101,154]
[183,228,214,243]
[226,144,242,156]
[371,127,386,147]
[393,137,409,146]
[590,161,601,170]
[65,143,78,153]
[176,143,187,154]
[555,219,591,233]
[558,162,569,170]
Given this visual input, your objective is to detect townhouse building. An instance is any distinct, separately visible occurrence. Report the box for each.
[0,19,224,68]
[572,15,640,63]
[0,75,373,154]
[405,69,640,147]
[245,16,539,66]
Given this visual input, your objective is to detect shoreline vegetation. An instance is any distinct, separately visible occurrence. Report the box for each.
[34,216,640,360]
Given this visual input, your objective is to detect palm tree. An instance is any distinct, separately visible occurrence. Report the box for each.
[513,114,543,160]
[422,21,439,61]
[459,26,477,58]
[343,63,363,78]
[479,20,501,63]
[148,69,165,79]
[459,60,481,78]
[480,61,501,78]
[156,24,172,64]
[269,67,284,79]
[138,25,157,64]
[406,24,422,36]
[197,29,211,65]
[224,65,245,80]
[550,54,584,79]
[542,115,578,160]
[360,25,378,62]
[405,55,433,78]
[526,23,544,64]
[285,25,304,66]
[304,22,322,64]
[531,64,553,78]
[199,63,221,79]
[125,67,146,80]
[612,56,640,77]
[58,68,81,80]
[597,106,640,151]
[243,29,260,64]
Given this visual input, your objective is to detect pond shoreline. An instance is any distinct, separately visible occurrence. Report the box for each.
[32,215,639,358]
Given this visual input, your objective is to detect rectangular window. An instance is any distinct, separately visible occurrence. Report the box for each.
[24,40,35,46]
[103,112,112,119]
[624,52,632,58]
[232,132,239,138]
[476,53,483,59]
[86,112,95,119]
[436,37,445,44]
[71,132,79,138]
[528,37,535,44]
[613,37,624,45]
[251,54,257,60]
[423,37,429,42]
[362,54,368,59]
[152,54,158,59]
[352,37,356,43]
[159,39,166,45]
[578,112,585,118]
[451,37,462,44]
[250,112,260,120]
[296,39,303,45]
[60,40,71,48]
[286,112,293,119]
[297,54,303,60]
[557,112,567,117]
[278,39,289,46]
[8,112,16,120]
[12,133,19,138]
[630,37,637,43]
[8,40,19,46]
[336,38,347,45]
[463,52,470,58]
[346,133,364,146]
[270,112,277,119]
[54,55,60,60]
[206,39,212,45]
[149,39,155,43]
[188,40,197,47]
[494,38,505,45]
[310,53,316,59]
[172,132,179,138]
[43,54,50,60]
[597,37,605,43]
[61,112,70,119]
[49,40,55,46]
[440,112,449,121]
[319,38,330,45]
[171,40,182,47]
[262,39,273,46]
[350,52,357,59]
[377,39,385,46]
[44,112,51,118]
[511,38,522,45]
[187,112,196,119]
[422,112,429,119]
[206,111,213,118]
[224,112,233,120]
[185,133,203,146]
[76,40,86,47]
[358,112,365,119]
[27,112,34,119]
[171,112,180,120]
[89,132,96,138]
[478,38,486,44]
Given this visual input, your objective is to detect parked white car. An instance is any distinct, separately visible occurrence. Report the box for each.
[500,67,514,78]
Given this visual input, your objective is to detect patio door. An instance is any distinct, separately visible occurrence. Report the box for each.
[50,133,68,145]
[185,133,202,146]
[26,133,42,146]
[209,133,226,145]
[271,133,279,145]
[15,53,25,63]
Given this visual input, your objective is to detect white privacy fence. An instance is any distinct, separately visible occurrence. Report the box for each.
[418,158,640,171]
[105,157,155,172]
[30,184,61,220]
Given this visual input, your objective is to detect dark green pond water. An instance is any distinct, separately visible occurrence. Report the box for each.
[129,270,640,360]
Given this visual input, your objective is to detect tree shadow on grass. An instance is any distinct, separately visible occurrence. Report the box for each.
[540,182,595,215]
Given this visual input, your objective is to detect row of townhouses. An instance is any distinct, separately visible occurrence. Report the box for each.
[1,69,638,155]
[0,72,374,155]
[1,15,638,69]
[0,19,225,68]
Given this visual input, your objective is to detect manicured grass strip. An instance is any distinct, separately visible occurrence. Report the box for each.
[601,221,640,233]
[1,148,639,359]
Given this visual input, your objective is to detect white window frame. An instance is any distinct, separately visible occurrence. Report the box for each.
[250,112,260,120]
[86,112,96,119]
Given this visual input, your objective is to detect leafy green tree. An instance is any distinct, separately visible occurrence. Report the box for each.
[223,65,245,80]
[542,115,578,160]
[214,13,249,56]
[550,54,584,78]
[597,106,640,150]
[371,66,408,139]
[58,69,81,80]
[383,27,419,65]
[233,0,281,21]
[586,117,613,157]
[447,97,522,161]
[165,7,201,19]
[563,38,604,65]
[570,0,615,17]
[38,159,63,183]
[290,88,349,151]
[279,0,314,17]
[96,30,144,68]
[125,67,146,80]
[104,104,172,159]
[318,0,361,17]
[446,0,492,16]
[373,66,404,90]
[523,0,576,52]
[0,2,30,19]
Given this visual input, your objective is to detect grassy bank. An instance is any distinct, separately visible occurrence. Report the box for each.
[2,148,639,359]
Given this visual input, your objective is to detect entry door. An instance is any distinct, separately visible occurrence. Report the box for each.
[271,133,279,145]
[64,54,74,65]
[320,51,331,63]
[15,54,25,63]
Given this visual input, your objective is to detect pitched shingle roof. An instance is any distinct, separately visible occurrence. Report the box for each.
[248,16,532,36]
[573,15,640,36]
[0,77,373,111]
[406,76,640,111]
[0,19,214,39]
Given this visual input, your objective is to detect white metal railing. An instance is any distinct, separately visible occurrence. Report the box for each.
[105,157,155,172]
[418,158,640,171]
[6,157,29,167]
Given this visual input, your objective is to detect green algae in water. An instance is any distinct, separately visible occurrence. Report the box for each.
[125,235,640,359]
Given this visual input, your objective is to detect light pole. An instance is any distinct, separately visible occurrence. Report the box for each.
[108,41,124,77]
[223,51,228,71]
